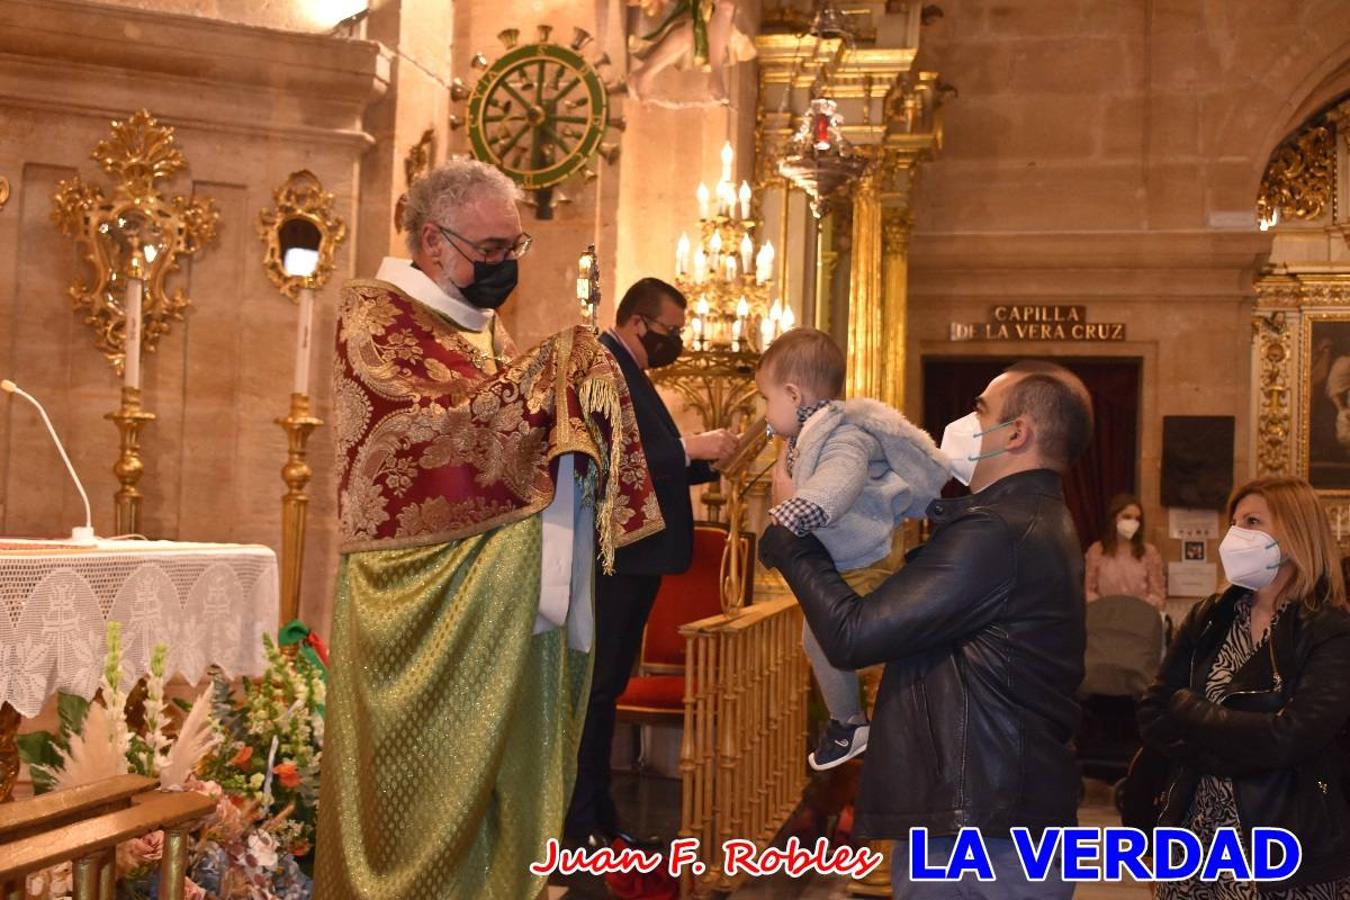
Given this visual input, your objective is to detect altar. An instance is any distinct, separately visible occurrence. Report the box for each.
[0,538,279,800]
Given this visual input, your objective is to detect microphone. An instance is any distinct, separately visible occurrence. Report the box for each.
[1,379,97,544]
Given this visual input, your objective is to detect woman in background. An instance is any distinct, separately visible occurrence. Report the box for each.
[1085,493,1166,610]
[1138,476,1350,897]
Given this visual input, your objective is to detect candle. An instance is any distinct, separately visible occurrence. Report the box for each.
[739,181,752,220]
[696,297,710,318]
[756,241,775,284]
[709,230,723,267]
[736,296,749,321]
[740,234,753,274]
[294,286,314,395]
[721,141,734,183]
[731,318,742,352]
[696,182,710,220]
[692,316,703,350]
[123,276,142,390]
[676,233,690,277]
[693,247,707,284]
[760,316,774,350]
[724,254,737,282]
[783,305,796,330]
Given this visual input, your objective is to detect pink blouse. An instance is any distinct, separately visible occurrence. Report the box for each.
[1084,541,1166,610]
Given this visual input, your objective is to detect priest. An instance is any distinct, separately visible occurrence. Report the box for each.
[314,159,663,899]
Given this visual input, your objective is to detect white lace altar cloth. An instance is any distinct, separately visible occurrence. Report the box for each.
[0,538,279,717]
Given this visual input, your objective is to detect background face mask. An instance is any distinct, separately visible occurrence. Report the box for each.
[939,412,1011,487]
[1116,518,1141,540]
[1219,526,1282,590]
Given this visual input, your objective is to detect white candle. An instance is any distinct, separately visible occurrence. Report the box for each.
[692,316,703,350]
[709,230,723,267]
[760,317,774,350]
[756,241,775,284]
[721,141,734,184]
[739,234,754,274]
[731,318,742,352]
[123,277,142,390]
[783,305,796,330]
[736,296,749,321]
[696,297,710,318]
[739,181,752,220]
[294,286,315,395]
[676,233,690,277]
[693,247,707,284]
[724,254,737,282]
[696,183,710,220]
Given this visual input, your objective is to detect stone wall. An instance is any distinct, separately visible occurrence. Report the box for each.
[0,0,386,636]
[904,0,1350,568]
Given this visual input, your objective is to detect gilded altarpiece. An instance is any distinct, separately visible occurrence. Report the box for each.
[1252,101,1350,542]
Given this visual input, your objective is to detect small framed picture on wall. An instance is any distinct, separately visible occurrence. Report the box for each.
[1183,540,1207,562]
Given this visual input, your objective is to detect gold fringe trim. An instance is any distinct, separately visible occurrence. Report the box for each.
[579,373,623,573]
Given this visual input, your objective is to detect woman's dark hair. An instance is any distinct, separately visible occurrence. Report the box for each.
[1101,493,1145,559]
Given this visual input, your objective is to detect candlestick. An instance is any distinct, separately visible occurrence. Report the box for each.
[106,386,156,536]
[123,276,143,390]
[275,392,322,629]
[697,183,710,220]
[720,141,734,183]
[783,306,796,330]
[739,234,753,274]
[736,296,750,320]
[709,230,723,267]
[676,233,691,277]
[760,316,774,350]
[731,318,742,352]
[693,247,707,284]
[739,181,752,220]
[723,254,737,282]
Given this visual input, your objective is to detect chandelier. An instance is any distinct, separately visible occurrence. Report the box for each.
[777,97,869,218]
[672,142,794,354]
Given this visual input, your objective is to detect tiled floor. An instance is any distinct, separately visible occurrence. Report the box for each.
[553,774,1152,898]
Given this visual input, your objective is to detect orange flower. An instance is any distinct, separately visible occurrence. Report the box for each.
[273,761,301,790]
[230,745,253,768]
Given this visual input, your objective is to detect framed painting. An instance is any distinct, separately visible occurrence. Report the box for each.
[1301,312,1350,494]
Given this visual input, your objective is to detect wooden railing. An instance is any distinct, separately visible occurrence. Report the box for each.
[678,594,811,896]
[0,775,213,900]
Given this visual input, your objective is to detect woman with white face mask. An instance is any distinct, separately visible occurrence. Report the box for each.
[1084,493,1166,610]
[1137,477,1350,898]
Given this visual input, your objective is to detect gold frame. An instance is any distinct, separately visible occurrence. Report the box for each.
[51,110,219,375]
[257,170,347,300]
[1299,310,1350,497]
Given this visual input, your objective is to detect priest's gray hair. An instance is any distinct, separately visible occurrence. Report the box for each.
[403,158,522,256]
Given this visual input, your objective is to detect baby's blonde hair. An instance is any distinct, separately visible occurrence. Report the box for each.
[757,327,846,399]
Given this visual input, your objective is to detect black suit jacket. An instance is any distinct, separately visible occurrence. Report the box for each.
[601,331,718,576]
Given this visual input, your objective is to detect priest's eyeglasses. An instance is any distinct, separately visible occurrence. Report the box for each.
[437,223,534,263]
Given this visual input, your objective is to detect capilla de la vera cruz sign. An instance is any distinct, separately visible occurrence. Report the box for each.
[950,305,1127,342]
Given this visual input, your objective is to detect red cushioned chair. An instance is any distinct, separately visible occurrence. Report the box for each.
[615,522,755,725]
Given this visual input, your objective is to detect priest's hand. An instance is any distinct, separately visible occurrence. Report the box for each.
[685,428,739,463]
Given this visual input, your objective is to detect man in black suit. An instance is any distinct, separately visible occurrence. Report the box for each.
[565,277,738,847]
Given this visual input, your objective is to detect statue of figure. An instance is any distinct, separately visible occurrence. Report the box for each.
[621,0,757,106]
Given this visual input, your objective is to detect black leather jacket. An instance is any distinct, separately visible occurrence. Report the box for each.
[1137,587,1350,890]
[759,469,1085,839]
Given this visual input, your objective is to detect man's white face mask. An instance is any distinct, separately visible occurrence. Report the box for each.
[939,412,1013,487]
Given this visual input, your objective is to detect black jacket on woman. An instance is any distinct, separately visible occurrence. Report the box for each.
[759,469,1085,839]
[1137,586,1350,890]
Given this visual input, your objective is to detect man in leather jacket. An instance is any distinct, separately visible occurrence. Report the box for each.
[760,361,1093,899]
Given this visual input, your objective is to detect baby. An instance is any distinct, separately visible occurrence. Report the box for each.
[757,328,951,770]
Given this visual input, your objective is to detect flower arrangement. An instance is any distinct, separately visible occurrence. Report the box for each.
[17,621,326,900]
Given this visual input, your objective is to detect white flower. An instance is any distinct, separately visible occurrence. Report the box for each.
[246,830,279,869]
[249,772,265,790]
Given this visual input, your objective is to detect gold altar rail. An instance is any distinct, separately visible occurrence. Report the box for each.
[678,594,810,896]
[0,774,214,900]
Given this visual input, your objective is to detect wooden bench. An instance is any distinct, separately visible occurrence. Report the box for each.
[0,775,214,900]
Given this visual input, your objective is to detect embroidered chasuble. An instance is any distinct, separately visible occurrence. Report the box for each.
[314,271,663,900]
